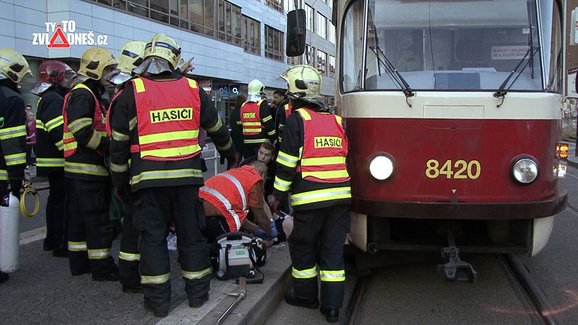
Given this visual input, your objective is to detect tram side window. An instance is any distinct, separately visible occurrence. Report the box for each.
[341,1,364,93]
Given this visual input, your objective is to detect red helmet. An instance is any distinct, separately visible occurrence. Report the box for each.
[32,60,76,95]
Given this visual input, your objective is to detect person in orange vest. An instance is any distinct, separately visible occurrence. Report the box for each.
[240,79,276,159]
[62,47,119,281]
[31,60,76,257]
[109,33,238,318]
[201,160,274,244]
[272,65,351,323]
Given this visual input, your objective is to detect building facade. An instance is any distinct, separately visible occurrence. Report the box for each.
[0,0,336,122]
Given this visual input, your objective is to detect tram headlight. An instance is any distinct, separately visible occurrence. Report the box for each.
[369,155,395,181]
[512,158,538,184]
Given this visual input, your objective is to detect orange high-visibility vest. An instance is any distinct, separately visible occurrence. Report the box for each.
[240,100,266,144]
[62,84,106,158]
[284,102,292,119]
[297,108,350,183]
[130,77,201,161]
[199,165,262,232]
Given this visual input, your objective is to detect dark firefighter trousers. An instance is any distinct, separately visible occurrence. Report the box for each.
[118,192,140,289]
[66,178,117,276]
[45,171,67,253]
[133,186,211,313]
[289,204,351,309]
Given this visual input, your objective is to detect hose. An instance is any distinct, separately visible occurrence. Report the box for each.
[20,185,40,218]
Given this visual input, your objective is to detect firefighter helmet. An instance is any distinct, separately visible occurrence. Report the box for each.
[0,48,32,83]
[247,79,264,102]
[78,47,118,80]
[31,60,76,95]
[143,33,181,68]
[280,65,322,101]
[108,41,146,85]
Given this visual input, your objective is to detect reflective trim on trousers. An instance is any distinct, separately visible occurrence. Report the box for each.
[292,265,318,279]
[319,269,346,282]
[68,241,87,251]
[181,267,212,280]
[141,273,170,284]
[119,251,141,262]
[88,248,111,259]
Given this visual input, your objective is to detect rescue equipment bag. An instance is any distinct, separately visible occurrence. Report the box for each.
[213,232,266,281]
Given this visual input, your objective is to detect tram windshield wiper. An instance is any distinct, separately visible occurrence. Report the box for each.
[369,45,415,100]
[493,47,538,99]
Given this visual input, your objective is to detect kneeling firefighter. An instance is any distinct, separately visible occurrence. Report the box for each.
[272,65,351,323]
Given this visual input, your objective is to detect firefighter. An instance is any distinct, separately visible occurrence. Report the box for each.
[272,65,351,323]
[31,60,76,257]
[200,160,274,244]
[107,40,146,293]
[271,89,291,144]
[0,48,31,284]
[109,33,237,318]
[240,79,276,159]
[63,47,119,281]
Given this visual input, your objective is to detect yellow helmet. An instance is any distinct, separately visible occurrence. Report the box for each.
[280,65,321,100]
[143,33,181,68]
[247,79,264,102]
[78,47,118,80]
[118,41,146,74]
[0,48,32,83]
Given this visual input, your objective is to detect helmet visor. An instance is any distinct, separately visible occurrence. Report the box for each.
[30,82,53,95]
[133,57,173,75]
[107,70,132,86]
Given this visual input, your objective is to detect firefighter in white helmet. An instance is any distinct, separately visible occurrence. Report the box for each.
[62,47,119,281]
[273,65,351,323]
[239,79,276,159]
[109,33,237,317]
[0,48,31,284]
[106,40,146,294]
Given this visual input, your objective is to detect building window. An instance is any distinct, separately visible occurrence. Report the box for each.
[329,55,335,77]
[242,15,260,55]
[284,0,302,12]
[305,5,314,31]
[265,25,284,62]
[328,23,336,44]
[216,0,240,43]
[305,44,315,65]
[265,0,283,12]
[316,49,327,75]
[316,12,327,39]
[288,56,303,65]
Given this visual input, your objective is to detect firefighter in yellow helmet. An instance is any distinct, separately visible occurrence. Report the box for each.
[62,47,119,281]
[273,65,351,323]
[109,33,237,317]
[239,79,276,159]
[106,40,146,294]
[0,48,32,284]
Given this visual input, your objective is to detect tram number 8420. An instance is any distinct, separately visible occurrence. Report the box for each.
[425,159,481,180]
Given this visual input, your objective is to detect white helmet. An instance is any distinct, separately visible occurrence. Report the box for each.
[247,79,264,102]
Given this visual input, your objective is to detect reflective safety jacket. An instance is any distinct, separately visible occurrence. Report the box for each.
[0,85,27,183]
[284,102,293,119]
[130,77,201,161]
[273,106,351,211]
[240,100,276,146]
[34,88,65,176]
[199,165,262,232]
[62,82,110,180]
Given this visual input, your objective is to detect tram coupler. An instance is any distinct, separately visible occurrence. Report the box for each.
[437,245,478,284]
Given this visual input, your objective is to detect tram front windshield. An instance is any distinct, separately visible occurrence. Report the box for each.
[342,0,545,92]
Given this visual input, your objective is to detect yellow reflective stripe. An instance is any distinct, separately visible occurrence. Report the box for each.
[63,139,77,151]
[215,137,232,151]
[320,270,345,282]
[139,130,198,145]
[0,125,26,140]
[243,138,267,144]
[336,115,342,125]
[242,122,261,126]
[297,108,311,120]
[110,162,129,173]
[5,153,26,166]
[68,118,92,133]
[86,131,103,150]
[88,248,110,259]
[302,170,350,179]
[37,157,65,167]
[267,130,276,136]
[64,161,109,176]
[68,241,87,251]
[133,78,145,93]
[262,115,272,123]
[141,144,201,158]
[36,119,46,130]
[205,116,223,133]
[129,117,137,131]
[181,267,212,280]
[112,130,129,141]
[55,139,64,151]
[131,168,203,185]
[274,176,292,192]
[291,187,351,206]
[187,78,198,88]
[63,132,75,140]
[243,128,262,133]
[277,151,299,168]
[0,169,7,181]
[141,273,170,284]
[119,251,140,262]
[301,157,346,166]
[45,116,63,132]
[292,266,318,279]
